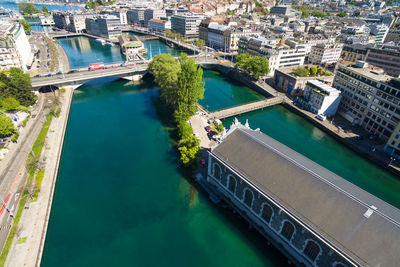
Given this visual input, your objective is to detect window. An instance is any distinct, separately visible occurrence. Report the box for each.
[228,176,237,194]
[260,204,273,223]
[213,163,221,180]
[280,221,295,241]
[303,240,321,262]
[243,189,253,208]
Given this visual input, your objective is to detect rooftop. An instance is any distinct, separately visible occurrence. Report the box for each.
[339,61,392,82]
[307,79,340,95]
[211,125,400,267]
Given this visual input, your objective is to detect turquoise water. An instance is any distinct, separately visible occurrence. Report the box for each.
[0,1,80,12]
[200,70,265,112]
[40,77,288,267]
[56,36,124,69]
[222,106,400,208]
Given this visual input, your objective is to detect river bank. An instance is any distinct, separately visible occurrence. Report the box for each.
[4,87,74,267]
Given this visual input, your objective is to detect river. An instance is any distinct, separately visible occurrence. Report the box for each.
[0,1,81,12]
[40,36,400,266]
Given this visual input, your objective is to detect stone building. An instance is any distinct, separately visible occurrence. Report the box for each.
[203,122,400,267]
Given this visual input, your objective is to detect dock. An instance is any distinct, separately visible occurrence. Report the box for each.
[208,97,283,119]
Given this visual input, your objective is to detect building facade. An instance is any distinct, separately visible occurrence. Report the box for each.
[127,8,145,26]
[308,43,343,66]
[340,44,369,62]
[333,61,400,143]
[204,123,400,267]
[171,14,203,38]
[143,9,166,26]
[148,19,170,33]
[365,45,400,77]
[302,80,342,116]
[85,16,121,40]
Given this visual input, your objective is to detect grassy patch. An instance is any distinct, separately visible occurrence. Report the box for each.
[32,169,45,202]
[16,237,27,245]
[0,112,54,266]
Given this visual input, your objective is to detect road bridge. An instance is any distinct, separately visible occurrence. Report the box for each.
[207,97,284,119]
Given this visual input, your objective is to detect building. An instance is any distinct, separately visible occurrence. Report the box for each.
[53,12,70,30]
[308,43,343,67]
[69,13,94,33]
[127,8,145,26]
[118,34,145,62]
[143,9,165,26]
[340,43,369,62]
[368,24,389,43]
[147,19,170,33]
[385,22,400,43]
[119,9,128,25]
[0,22,32,71]
[385,120,400,158]
[85,16,121,40]
[170,14,203,38]
[333,61,400,143]
[273,67,334,96]
[301,80,342,116]
[207,23,230,50]
[204,122,400,267]
[365,44,400,77]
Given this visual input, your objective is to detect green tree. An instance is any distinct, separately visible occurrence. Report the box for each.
[1,97,20,111]
[148,54,180,107]
[293,67,309,77]
[19,19,32,34]
[317,67,324,76]
[41,5,49,14]
[174,53,205,122]
[178,135,200,166]
[195,39,205,49]
[336,12,348,17]
[247,56,270,79]
[18,2,39,16]
[177,121,193,139]
[0,68,35,107]
[0,113,15,137]
[309,66,318,76]
[235,53,251,70]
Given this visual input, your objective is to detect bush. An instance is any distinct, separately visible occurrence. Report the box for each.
[0,113,14,137]
[1,97,20,111]
[217,123,224,133]
[11,131,19,143]
[178,135,200,167]
[177,121,193,139]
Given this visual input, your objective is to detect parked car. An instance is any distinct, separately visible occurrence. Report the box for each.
[200,159,206,168]
[56,71,62,75]
[34,74,40,78]
[316,114,326,121]
[46,73,53,77]
[205,126,211,132]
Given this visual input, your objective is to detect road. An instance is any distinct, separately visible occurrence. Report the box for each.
[0,93,51,250]
[29,33,51,76]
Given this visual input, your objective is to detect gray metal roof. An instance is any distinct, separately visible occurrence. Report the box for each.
[211,126,400,266]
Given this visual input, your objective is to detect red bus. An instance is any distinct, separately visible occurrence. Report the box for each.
[89,62,105,70]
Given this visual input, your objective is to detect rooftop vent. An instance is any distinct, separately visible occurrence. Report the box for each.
[355,60,368,68]
[363,205,377,219]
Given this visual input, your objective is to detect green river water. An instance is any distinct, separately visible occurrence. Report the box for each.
[40,37,400,266]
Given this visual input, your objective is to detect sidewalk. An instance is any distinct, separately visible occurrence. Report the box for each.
[5,87,73,267]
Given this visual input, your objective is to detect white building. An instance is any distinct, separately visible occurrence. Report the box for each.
[303,80,342,116]
[148,18,170,33]
[0,22,32,71]
[144,9,166,26]
[171,14,203,38]
[368,24,389,43]
[308,43,343,66]
[207,23,229,50]
[120,9,128,25]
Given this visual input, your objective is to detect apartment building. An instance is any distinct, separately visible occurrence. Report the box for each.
[148,19,170,33]
[85,16,121,40]
[302,80,342,116]
[386,120,400,158]
[143,9,166,26]
[171,14,203,38]
[127,8,145,26]
[0,22,32,71]
[365,45,400,77]
[340,43,369,62]
[368,24,389,43]
[69,13,94,32]
[308,43,343,66]
[53,12,70,30]
[333,61,400,145]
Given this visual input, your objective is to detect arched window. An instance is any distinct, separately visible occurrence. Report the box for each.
[303,240,321,262]
[280,221,295,241]
[213,163,221,180]
[260,204,273,223]
[220,174,228,186]
[243,189,253,208]
[228,176,236,194]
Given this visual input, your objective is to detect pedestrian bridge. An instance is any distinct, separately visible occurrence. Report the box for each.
[207,97,284,119]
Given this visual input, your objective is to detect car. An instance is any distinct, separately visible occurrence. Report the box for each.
[46,73,53,77]
[205,125,211,132]
[112,64,118,68]
[200,159,206,168]
[56,71,62,75]
[316,114,326,121]
[68,70,78,74]
[33,74,40,77]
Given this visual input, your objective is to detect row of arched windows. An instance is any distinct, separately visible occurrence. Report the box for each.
[212,163,346,266]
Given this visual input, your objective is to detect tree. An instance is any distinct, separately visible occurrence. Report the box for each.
[247,56,270,79]
[0,68,35,107]
[195,39,205,49]
[174,53,205,122]
[0,113,15,138]
[18,3,39,16]
[148,54,180,107]
[336,12,348,17]
[41,5,49,15]
[178,135,200,166]
[235,53,251,70]
[177,120,193,139]
[1,97,20,111]
[19,19,32,34]
[293,67,309,77]
[317,67,324,76]
[309,66,318,76]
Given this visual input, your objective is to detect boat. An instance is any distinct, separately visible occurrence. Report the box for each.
[96,39,106,44]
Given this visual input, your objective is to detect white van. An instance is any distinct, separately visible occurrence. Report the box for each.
[316,114,327,121]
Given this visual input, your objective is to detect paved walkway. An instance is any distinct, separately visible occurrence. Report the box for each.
[5,87,73,267]
[190,113,214,149]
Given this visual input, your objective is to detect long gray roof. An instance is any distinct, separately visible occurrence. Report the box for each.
[211,126,400,266]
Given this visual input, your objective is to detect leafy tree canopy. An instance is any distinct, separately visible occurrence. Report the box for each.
[0,113,15,137]
[235,53,270,79]
[1,97,20,111]
[0,68,35,107]
[19,19,32,34]
[18,2,39,16]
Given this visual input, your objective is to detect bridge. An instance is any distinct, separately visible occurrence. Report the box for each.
[207,97,284,119]
[31,57,215,90]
